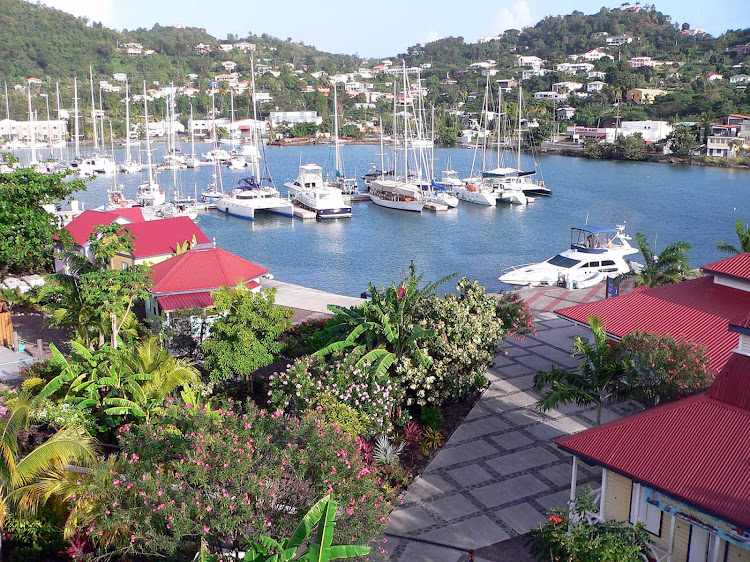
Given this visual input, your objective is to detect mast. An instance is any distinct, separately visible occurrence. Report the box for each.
[27,87,37,163]
[44,92,52,156]
[143,81,154,186]
[401,61,409,183]
[379,117,384,179]
[89,66,98,151]
[249,50,261,181]
[55,82,63,159]
[333,83,341,176]
[98,86,105,152]
[125,77,131,162]
[392,80,397,178]
[73,78,80,157]
[4,83,10,143]
[517,85,522,171]
[190,104,195,158]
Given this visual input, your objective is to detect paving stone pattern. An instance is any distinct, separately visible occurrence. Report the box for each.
[385,319,632,561]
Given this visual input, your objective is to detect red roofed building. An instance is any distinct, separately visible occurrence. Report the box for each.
[555,319,750,562]
[54,209,145,273]
[145,246,268,321]
[556,254,750,372]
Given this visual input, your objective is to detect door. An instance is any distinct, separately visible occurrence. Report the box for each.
[688,526,710,562]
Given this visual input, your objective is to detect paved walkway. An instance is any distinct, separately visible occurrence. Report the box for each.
[384,317,634,561]
[261,279,365,323]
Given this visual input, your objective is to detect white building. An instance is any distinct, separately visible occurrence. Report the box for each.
[234,42,254,52]
[570,49,613,62]
[556,62,595,74]
[619,120,672,142]
[586,80,606,93]
[218,44,234,52]
[552,81,583,93]
[606,35,633,47]
[222,61,237,71]
[556,106,576,120]
[515,56,544,69]
[468,61,496,70]
[113,73,128,82]
[0,119,68,140]
[730,74,750,84]
[522,68,552,80]
[478,36,502,44]
[270,111,322,128]
[587,70,607,80]
[533,91,567,101]
[344,81,365,96]
[146,120,185,137]
[252,92,273,103]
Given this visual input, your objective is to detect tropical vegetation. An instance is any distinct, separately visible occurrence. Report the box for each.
[618,232,694,288]
[717,217,750,255]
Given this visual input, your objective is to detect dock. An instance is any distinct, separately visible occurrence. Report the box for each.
[292,206,317,220]
[261,279,365,323]
[424,201,449,212]
[343,193,371,203]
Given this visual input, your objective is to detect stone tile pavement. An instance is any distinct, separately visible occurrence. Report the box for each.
[384,317,634,561]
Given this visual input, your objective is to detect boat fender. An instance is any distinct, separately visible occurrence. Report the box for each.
[466,184,477,192]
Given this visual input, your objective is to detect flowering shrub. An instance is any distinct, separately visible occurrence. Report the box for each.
[397,279,503,407]
[618,331,715,406]
[30,399,99,433]
[269,353,401,436]
[76,400,394,559]
[533,506,651,562]
[496,292,535,339]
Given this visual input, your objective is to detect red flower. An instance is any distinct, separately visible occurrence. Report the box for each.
[549,515,563,525]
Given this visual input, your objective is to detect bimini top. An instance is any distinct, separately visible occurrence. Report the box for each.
[570,226,623,253]
[572,225,617,234]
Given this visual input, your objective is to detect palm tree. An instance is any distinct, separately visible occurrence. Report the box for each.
[619,232,694,288]
[717,218,750,255]
[533,316,629,426]
[0,395,97,554]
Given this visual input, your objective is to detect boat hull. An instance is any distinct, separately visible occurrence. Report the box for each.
[216,198,294,221]
[368,194,424,212]
[455,188,496,206]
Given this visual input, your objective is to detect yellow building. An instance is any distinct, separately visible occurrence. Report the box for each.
[556,317,750,562]
[626,88,668,104]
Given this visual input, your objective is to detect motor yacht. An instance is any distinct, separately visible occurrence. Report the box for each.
[284,163,352,218]
[499,224,641,288]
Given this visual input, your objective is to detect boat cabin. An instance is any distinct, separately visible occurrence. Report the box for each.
[571,226,622,253]
[293,164,324,189]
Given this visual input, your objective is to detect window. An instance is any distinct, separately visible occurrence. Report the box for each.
[601,260,616,266]
[629,483,662,536]
[548,255,580,268]
[583,261,600,268]
[121,262,129,270]
[688,526,709,562]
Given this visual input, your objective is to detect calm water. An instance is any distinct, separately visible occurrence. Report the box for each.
[38,142,750,296]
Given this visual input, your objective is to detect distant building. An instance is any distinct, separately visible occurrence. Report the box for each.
[606,35,633,47]
[113,73,128,82]
[221,61,237,71]
[552,81,583,94]
[533,91,567,101]
[556,106,576,120]
[496,79,518,92]
[270,111,322,128]
[478,36,502,44]
[626,88,668,104]
[218,44,234,52]
[234,42,254,52]
[515,55,544,70]
[590,31,609,39]
[556,62,595,74]
[570,48,612,62]
[194,43,212,55]
[522,68,552,80]
[0,119,67,140]
[586,80,606,93]
[730,74,750,84]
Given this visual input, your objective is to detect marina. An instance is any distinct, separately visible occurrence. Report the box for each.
[20,142,750,297]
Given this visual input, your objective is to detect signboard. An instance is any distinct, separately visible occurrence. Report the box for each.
[644,487,750,551]
[606,277,619,299]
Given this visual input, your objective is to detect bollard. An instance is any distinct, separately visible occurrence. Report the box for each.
[37,338,44,361]
[12,331,18,352]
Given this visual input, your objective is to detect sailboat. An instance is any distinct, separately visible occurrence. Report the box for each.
[201,97,225,202]
[419,104,458,208]
[120,78,142,173]
[106,121,135,209]
[368,62,425,212]
[216,55,293,220]
[136,81,166,207]
[226,91,247,169]
[328,85,359,194]
[453,75,497,206]
[202,91,230,162]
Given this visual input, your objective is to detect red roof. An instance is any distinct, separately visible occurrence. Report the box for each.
[556,352,750,531]
[63,209,144,245]
[702,252,750,281]
[156,292,215,312]
[150,247,267,294]
[556,275,750,371]
[126,217,209,259]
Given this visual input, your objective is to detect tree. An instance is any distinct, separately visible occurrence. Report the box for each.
[667,125,699,160]
[533,316,628,426]
[612,132,646,160]
[78,224,152,349]
[717,218,750,255]
[620,232,694,287]
[0,395,97,555]
[0,165,87,275]
[202,286,292,391]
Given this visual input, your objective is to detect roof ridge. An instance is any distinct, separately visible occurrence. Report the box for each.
[152,252,189,291]
[214,247,235,288]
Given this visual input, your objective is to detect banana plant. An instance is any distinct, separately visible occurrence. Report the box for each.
[244,495,370,562]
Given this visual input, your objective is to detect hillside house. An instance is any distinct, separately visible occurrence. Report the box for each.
[556,62,595,74]
[586,80,606,93]
[515,55,545,69]
[606,35,633,46]
[626,88,667,104]
[194,43,212,55]
[552,81,583,94]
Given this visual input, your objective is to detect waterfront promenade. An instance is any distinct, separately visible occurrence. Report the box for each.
[261,278,364,323]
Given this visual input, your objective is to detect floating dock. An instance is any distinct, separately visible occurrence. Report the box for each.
[424,201,449,212]
[293,207,317,220]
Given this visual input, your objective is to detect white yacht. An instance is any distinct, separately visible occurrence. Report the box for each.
[202,147,231,162]
[284,163,352,219]
[70,153,116,176]
[216,176,294,220]
[227,155,247,169]
[499,225,641,289]
[368,179,425,212]
[482,167,528,205]
[136,81,166,208]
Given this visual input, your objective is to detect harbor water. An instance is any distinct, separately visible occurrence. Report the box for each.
[48,142,750,297]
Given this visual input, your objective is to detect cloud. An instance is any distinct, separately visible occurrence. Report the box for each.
[39,0,115,26]
[492,0,534,33]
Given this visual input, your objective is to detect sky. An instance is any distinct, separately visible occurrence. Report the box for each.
[38,0,750,58]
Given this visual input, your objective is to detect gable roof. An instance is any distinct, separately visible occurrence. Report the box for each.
[150,247,267,294]
[126,217,209,259]
[63,209,144,245]
[701,252,750,282]
[556,351,750,531]
[556,275,750,371]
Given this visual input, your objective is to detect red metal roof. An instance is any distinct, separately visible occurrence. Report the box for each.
[156,292,215,312]
[556,275,750,371]
[63,209,146,245]
[150,247,267,294]
[126,217,209,259]
[556,352,750,531]
[701,252,750,281]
